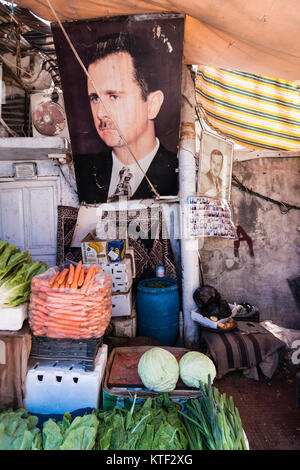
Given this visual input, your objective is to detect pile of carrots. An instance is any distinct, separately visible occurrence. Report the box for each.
[29,262,112,339]
[48,262,97,292]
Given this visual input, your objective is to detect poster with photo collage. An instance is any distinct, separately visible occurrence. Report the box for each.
[187,196,237,239]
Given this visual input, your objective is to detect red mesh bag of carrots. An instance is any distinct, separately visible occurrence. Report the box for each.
[29,262,112,339]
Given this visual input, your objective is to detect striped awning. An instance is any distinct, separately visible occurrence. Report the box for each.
[195,66,300,151]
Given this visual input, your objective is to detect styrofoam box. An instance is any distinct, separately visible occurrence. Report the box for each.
[101,257,133,293]
[111,290,132,317]
[24,344,108,415]
[0,303,28,331]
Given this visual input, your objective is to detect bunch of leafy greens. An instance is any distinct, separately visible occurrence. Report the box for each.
[179,376,247,450]
[0,408,42,450]
[42,412,99,450]
[95,394,188,450]
[0,240,48,307]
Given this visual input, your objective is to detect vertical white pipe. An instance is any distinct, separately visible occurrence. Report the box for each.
[178,65,200,349]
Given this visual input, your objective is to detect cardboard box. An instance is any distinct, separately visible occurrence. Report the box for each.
[111,306,137,338]
[111,289,132,317]
[81,233,108,264]
[81,234,135,277]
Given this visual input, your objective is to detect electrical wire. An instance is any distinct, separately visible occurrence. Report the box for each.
[45,0,160,200]
[232,173,300,213]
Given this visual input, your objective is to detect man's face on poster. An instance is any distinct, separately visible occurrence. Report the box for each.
[210,151,223,178]
[87,51,163,151]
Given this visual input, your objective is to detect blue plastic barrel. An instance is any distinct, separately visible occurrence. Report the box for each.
[136,278,180,346]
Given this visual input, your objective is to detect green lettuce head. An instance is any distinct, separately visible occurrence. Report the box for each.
[179,351,216,388]
[138,347,179,392]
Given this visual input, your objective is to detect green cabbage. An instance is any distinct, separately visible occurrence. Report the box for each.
[179,351,216,388]
[138,347,179,392]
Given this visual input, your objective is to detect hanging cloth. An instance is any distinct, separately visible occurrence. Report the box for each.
[196,65,300,150]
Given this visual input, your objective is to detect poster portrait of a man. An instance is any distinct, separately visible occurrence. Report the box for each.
[198,131,234,201]
[52,15,185,204]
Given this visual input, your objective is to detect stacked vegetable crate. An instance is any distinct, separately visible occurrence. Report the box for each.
[24,261,112,415]
[30,336,104,371]
[98,251,137,337]
[98,253,135,317]
[24,344,108,415]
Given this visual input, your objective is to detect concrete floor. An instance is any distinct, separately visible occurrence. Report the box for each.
[216,364,300,450]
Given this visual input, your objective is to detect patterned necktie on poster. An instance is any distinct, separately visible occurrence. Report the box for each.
[109,167,133,201]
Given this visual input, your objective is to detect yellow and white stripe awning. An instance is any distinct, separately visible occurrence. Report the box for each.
[195,66,300,150]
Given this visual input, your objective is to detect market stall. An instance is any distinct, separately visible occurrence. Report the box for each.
[0,1,299,453]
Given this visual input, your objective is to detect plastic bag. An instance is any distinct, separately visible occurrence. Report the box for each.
[261,320,300,348]
[29,264,112,339]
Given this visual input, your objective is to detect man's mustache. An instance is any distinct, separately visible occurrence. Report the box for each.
[98,117,116,130]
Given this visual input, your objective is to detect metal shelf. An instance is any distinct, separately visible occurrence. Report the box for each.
[0,137,70,161]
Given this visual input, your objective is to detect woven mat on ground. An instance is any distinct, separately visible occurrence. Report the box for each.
[201,323,286,381]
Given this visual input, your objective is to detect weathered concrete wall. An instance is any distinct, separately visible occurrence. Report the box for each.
[200,156,300,329]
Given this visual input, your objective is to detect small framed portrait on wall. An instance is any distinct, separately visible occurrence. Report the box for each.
[198,130,234,201]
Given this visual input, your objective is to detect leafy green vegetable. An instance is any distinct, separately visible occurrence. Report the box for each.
[95,394,188,450]
[0,241,8,256]
[43,413,99,450]
[179,376,247,450]
[0,243,31,281]
[0,408,42,450]
[0,260,48,307]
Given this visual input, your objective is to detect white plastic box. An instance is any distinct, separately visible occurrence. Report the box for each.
[0,303,28,331]
[111,290,132,317]
[24,344,108,415]
[101,257,134,293]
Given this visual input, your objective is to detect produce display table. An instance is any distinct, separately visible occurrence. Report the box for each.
[0,321,32,408]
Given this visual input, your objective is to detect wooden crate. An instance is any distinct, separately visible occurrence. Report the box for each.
[102,345,203,410]
[0,321,32,408]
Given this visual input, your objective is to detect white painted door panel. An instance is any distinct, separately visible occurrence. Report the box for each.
[0,187,25,250]
[27,185,57,254]
[0,178,59,265]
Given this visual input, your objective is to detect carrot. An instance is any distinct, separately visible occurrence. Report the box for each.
[77,268,85,287]
[49,271,60,287]
[82,264,95,287]
[71,260,82,289]
[57,268,69,285]
[66,263,75,286]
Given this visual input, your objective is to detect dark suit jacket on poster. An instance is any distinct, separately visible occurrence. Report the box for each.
[199,170,223,199]
[74,144,179,203]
